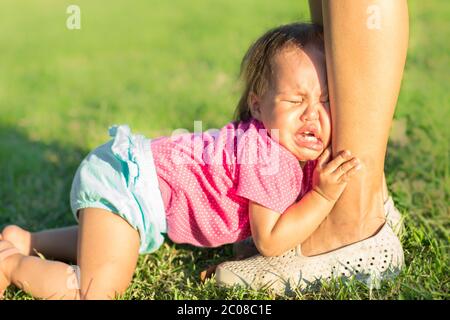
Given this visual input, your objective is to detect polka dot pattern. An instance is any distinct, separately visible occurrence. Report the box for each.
[150,118,314,247]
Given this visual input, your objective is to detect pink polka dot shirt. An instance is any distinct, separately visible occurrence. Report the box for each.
[150,118,315,247]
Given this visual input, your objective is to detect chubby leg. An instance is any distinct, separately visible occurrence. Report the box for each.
[2,225,78,263]
[0,208,140,300]
[76,208,140,299]
[301,0,409,256]
[0,239,81,300]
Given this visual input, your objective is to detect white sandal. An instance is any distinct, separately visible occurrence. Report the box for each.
[217,212,404,295]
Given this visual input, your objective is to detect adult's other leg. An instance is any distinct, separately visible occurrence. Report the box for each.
[302,0,408,256]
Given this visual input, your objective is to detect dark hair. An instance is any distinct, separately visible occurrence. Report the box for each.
[233,23,324,122]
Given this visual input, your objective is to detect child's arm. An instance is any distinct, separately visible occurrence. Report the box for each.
[249,148,361,257]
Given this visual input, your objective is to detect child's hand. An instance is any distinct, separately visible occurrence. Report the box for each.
[312,147,361,202]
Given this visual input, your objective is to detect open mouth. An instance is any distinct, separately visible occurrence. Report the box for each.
[295,126,323,151]
[299,131,320,142]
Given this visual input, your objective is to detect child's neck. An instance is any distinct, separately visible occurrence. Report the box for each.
[299,161,307,169]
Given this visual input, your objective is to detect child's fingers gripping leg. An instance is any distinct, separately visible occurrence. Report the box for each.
[77,208,140,300]
[323,150,352,173]
[337,160,362,183]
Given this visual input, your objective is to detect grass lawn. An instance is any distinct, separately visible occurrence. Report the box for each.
[0,0,448,299]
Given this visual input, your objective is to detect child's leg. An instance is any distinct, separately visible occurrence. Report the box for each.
[1,225,78,263]
[76,208,140,299]
[0,240,81,300]
[1,208,140,300]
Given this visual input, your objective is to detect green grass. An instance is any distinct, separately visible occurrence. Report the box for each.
[0,0,448,300]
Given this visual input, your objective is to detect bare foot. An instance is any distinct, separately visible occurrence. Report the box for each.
[0,240,22,299]
[1,225,32,256]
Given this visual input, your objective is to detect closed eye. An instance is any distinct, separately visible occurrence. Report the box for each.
[286,100,303,105]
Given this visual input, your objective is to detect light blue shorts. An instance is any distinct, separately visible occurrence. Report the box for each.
[70,125,167,254]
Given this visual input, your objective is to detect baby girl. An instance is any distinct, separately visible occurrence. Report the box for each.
[0,23,361,299]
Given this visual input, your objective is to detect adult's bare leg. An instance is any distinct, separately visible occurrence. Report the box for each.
[302,0,409,256]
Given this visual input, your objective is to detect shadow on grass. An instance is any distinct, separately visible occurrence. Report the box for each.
[0,125,86,231]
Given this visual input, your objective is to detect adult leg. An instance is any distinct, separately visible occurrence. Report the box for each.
[2,225,78,263]
[0,208,140,300]
[302,0,409,256]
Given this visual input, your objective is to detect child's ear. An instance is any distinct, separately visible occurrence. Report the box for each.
[248,92,262,121]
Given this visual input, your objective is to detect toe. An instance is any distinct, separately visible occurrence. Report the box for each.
[0,242,18,298]
[1,225,30,256]
[2,225,21,240]
[0,240,15,251]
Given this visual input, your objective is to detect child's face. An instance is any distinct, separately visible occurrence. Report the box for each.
[249,44,331,163]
